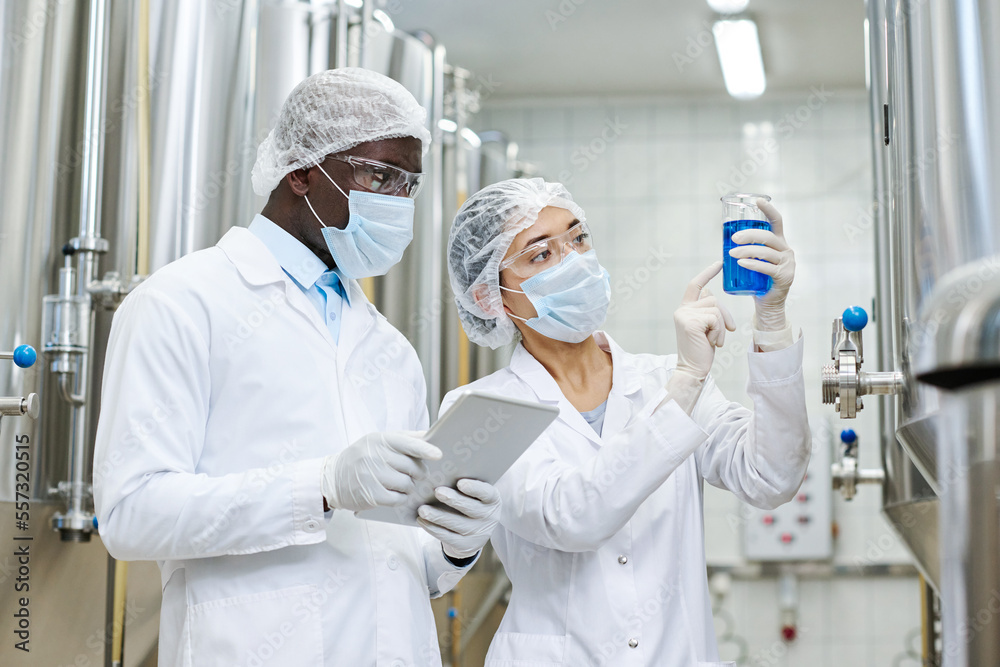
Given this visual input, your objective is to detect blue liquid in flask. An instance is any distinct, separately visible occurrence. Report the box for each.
[723,219,773,296]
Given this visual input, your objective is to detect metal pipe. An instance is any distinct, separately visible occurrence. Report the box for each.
[359,0,373,69]
[48,0,113,543]
[452,69,472,389]
[58,374,85,406]
[459,571,512,657]
[79,0,109,243]
[860,371,905,395]
[857,468,886,484]
[920,574,941,666]
[428,43,446,417]
[0,396,39,418]
[136,0,151,277]
[67,346,92,525]
[706,562,921,579]
[937,384,1000,665]
[109,559,129,667]
[334,0,348,69]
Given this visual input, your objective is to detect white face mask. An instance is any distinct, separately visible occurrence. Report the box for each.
[305,163,415,279]
[501,249,611,343]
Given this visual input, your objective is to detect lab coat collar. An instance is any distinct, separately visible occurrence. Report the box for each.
[508,331,643,448]
[247,215,327,288]
[508,344,564,404]
[217,226,378,356]
[594,331,643,398]
[592,331,645,443]
[217,226,290,287]
[246,215,352,306]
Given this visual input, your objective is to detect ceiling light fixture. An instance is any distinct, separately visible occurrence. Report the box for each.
[713,19,767,99]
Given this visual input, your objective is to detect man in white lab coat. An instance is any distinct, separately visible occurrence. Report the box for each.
[93,68,501,667]
[441,178,810,666]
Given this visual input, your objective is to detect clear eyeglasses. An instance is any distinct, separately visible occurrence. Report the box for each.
[499,221,593,278]
[327,155,424,198]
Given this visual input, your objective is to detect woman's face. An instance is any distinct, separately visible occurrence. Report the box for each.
[500,205,580,321]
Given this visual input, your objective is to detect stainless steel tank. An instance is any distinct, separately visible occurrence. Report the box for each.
[865,0,940,591]
[1,1,482,662]
[361,25,444,410]
[0,0,84,505]
[885,0,944,493]
[0,0,164,663]
[880,0,1000,663]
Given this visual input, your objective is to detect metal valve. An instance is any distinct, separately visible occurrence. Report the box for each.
[821,306,904,418]
[831,429,885,500]
[0,344,39,419]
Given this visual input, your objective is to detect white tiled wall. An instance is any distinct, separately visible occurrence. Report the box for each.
[473,92,924,666]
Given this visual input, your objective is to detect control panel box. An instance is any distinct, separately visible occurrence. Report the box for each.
[742,435,833,561]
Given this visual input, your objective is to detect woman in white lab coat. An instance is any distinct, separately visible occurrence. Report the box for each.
[439,178,810,667]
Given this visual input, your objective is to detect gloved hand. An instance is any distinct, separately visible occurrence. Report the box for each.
[322,431,442,513]
[417,479,501,560]
[669,262,736,414]
[727,199,795,332]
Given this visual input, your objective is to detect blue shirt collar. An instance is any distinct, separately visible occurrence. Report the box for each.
[248,214,350,304]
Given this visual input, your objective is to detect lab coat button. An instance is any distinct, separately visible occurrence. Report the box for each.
[618,555,628,565]
[304,519,320,532]
[628,638,639,648]
[387,554,399,570]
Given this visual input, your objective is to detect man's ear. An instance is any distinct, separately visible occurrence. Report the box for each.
[286,167,310,196]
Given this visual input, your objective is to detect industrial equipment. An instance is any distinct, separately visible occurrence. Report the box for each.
[825,1,1000,664]
[0,345,39,422]
[743,434,833,561]
[831,429,885,501]
[0,0,509,663]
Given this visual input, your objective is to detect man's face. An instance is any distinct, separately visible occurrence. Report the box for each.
[294,135,422,268]
[308,135,423,231]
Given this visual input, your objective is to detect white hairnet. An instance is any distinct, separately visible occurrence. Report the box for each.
[251,68,432,196]
[448,178,586,349]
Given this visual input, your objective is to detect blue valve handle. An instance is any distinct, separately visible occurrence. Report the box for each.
[10,345,36,369]
[840,429,858,444]
[842,306,868,332]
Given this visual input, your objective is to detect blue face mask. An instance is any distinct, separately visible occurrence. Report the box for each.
[304,163,415,280]
[501,249,612,343]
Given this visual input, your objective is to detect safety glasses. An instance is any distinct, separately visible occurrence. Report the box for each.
[499,221,593,278]
[327,155,424,198]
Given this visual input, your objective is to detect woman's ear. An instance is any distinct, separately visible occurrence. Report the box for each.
[472,284,501,317]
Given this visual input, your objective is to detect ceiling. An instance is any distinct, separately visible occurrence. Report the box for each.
[391,0,867,99]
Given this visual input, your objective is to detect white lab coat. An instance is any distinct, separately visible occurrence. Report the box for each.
[439,332,810,667]
[94,227,471,667]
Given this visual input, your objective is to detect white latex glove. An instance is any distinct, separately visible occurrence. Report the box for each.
[322,432,442,513]
[669,262,736,414]
[727,199,796,332]
[417,479,501,560]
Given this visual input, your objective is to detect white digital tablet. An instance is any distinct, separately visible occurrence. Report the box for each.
[356,390,559,526]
